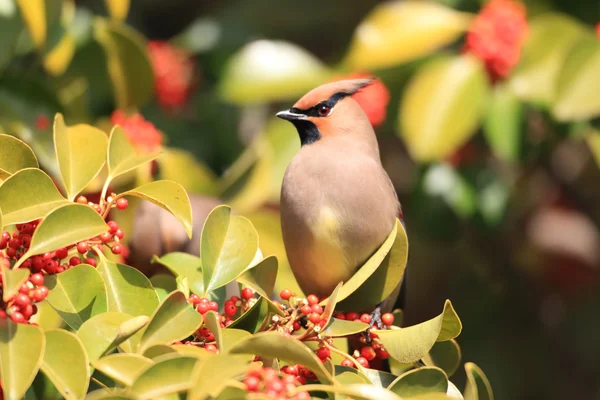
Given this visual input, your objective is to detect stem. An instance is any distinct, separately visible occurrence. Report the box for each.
[99,177,112,207]
[91,377,111,391]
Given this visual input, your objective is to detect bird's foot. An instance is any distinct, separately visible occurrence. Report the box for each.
[364,306,384,344]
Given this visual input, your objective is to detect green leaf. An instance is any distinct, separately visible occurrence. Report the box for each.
[139,291,203,353]
[119,180,193,239]
[336,219,409,311]
[200,205,259,295]
[84,389,132,400]
[29,300,64,331]
[228,332,334,384]
[53,113,108,201]
[16,0,46,49]
[335,366,369,385]
[93,353,153,386]
[322,318,369,337]
[15,204,109,268]
[221,328,252,352]
[343,1,471,70]
[510,13,587,106]
[158,148,219,196]
[204,311,223,350]
[150,274,177,302]
[237,255,277,299]
[77,312,149,363]
[106,126,160,180]
[0,134,38,175]
[214,385,248,400]
[143,344,179,360]
[94,18,154,109]
[0,208,2,230]
[96,252,159,317]
[0,3,23,70]
[188,355,252,400]
[423,340,462,377]
[227,296,269,333]
[128,356,198,398]
[0,320,45,400]
[422,164,478,219]
[376,300,461,364]
[45,264,108,330]
[0,168,68,226]
[319,282,343,329]
[152,253,203,295]
[363,368,398,388]
[399,54,489,162]
[552,36,600,122]
[219,40,331,105]
[483,84,522,163]
[387,367,448,397]
[1,268,29,302]
[41,329,89,399]
[104,0,130,21]
[299,384,402,400]
[464,363,494,400]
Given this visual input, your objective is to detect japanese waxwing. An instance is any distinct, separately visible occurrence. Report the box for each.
[277,78,404,314]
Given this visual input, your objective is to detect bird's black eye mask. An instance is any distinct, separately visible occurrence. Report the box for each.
[289,92,350,118]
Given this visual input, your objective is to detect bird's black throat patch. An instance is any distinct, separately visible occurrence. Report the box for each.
[291,120,321,145]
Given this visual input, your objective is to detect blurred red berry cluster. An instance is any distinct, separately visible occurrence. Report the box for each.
[596,22,600,38]
[243,366,310,399]
[465,0,529,81]
[147,40,195,110]
[110,110,162,153]
[331,72,390,127]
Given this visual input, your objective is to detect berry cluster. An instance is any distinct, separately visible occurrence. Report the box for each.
[465,0,528,81]
[596,22,600,39]
[243,367,310,400]
[147,41,195,110]
[110,110,162,154]
[330,72,390,127]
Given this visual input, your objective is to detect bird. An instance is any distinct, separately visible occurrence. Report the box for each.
[277,78,406,321]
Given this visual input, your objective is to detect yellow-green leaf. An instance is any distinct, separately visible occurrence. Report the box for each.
[15,204,109,268]
[158,148,218,196]
[299,384,402,400]
[45,264,108,330]
[343,1,472,70]
[43,32,76,76]
[94,18,154,109]
[376,300,461,364]
[219,40,331,105]
[16,0,46,49]
[423,340,462,377]
[322,318,369,338]
[0,168,68,226]
[0,320,45,400]
[0,134,38,175]
[93,353,154,386]
[152,253,203,295]
[53,114,108,200]
[119,180,192,239]
[106,125,160,180]
[483,84,523,163]
[105,0,130,21]
[387,367,448,397]
[1,268,29,302]
[400,54,490,162]
[237,255,277,300]
[41,329,90,399]
[139,291,203,353]
[84,389,131,400]
[188,355,252,400]
[129,356,198,398]
[201,205,259,295]
[464,363,494,400]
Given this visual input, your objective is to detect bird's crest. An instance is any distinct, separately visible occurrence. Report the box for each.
[292,78,374,111]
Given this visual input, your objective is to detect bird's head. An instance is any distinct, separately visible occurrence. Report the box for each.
[277,78,376,146]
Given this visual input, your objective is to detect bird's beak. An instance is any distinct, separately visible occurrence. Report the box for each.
[276,109,306,121]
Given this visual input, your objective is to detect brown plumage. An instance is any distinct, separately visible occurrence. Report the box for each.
[278,79,401,308]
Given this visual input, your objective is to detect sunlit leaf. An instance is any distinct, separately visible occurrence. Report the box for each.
[343,1,471,70]
[152,253,203,295]
[0,134,38,174]
[483,84,522,163]
[41,329,89,399]
[43,32,76,76]
[1,268,29,302]
[188,355,252,399]
[0,168,68,226]
[300,384,402,400]
[221,328,252,353]
[150,274,177,302]
[45,264,107,330]
[387,367,448,397]
[29,300,64,331]
[84,388,132,400]
[53,113,107,200]
[16,0,46,49]
[400,54,489,162]
[464,362,494,400]
[423,340,462,377]
[0,320,45,400]
[227,297,269,333]
[237,255,277,300]
[106,126,160,180]
[93,353,153,386]
[204,311,223,350]
[104,0,130,21]
[128,356,198,398]
[322,318,369,337]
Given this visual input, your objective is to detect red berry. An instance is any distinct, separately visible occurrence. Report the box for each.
[205,344,218,353]
[69,257,82,266]
[107,221,119,233]
[208,301,219,312]
[280,288,292,300]
[29,273,44,286]
[285,365,299,376]
[116,198,128,210]
[189,294,201,305]
[266,379,284,393]
[85,258,97,267]
[55,247,68,259]
[225,318,234,327]
[361,346,377,361]
[100,232,112,243]
[381,313,394,326]
[355,356,370,368]
[296,391,310,400]
[115,229,125,240]
[32,287,48,302]
[10,312,25,323]
[44,260,58,274]
[306,294,319,305]
[76,242,89,254]
[292,321,301,331]
[5,247,16,258]
[244,376,260,392]
[111,244,122,255]
[360,314,371,324]
[310,304,323,314]
[76,195,88,204]
[316,347,330,360]
[21,304,34,319]
[345,312,359,321]
[300,305,312,316]
[197,302,209,314]
[224,303,237,316]
[18,283,30,294]
[0,310,6,319]
[8,238,20,249]
[341,358,354,368]
[241,288,253,300]
[14,293,30,307]
[376,348,390,360]
[334,313,346,320]
[308,313,321,324]
[20,235,31,248]
[1,231,10,241]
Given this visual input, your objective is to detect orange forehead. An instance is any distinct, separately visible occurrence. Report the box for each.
[292,78,373,110]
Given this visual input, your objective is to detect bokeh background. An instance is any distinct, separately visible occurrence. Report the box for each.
[1,0,600,398]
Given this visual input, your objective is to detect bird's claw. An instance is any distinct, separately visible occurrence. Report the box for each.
[364,306,384,344]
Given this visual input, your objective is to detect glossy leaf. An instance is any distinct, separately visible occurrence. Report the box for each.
[45,264,108,330]
[552,36,600,122]
[77,312,149,363]
[510,13,587,105]
[201,205,259,295]
[0,168,68,226]
[169,344,215,361]
[96,252,159,317]
[204,311,223,350]
[2,268,29,302]
[0,208,2,231]
[322,318,369,337]
[150,274,177,302]
[0,134,38,174]
[105,0,130,21]
[188,355,252,400]
[237,255,278,299]
[85,389,132,400]
[387,367,448,397]
[152,253,203,295]
[219,39,331,104]
[53,113,108,200]
[319,282,343,328]
[221,328,252,352]
[139,291,203,353]
[94,18,154,109]
[15,204,108,268]
[227,296,270,333]
[377,300,461,364]
[214,385,248,400]
[464,363,494,400]
[128,356,198,398]
[299,384,402,400]
[106,126,160,180]
[423,340,462,377]
[0,320,45,400]
[29,300,64,331]
[41,329,89,399]
[400,54,489,162]
[16,0,46,49]
[343,1,471,70]
[93,353,154,386]
[119,180,192,239]
[144,344,179,360]
[228,332,334,384]
[483,84,522,162]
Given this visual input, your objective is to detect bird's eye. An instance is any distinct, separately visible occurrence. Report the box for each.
[318,105,330,116]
